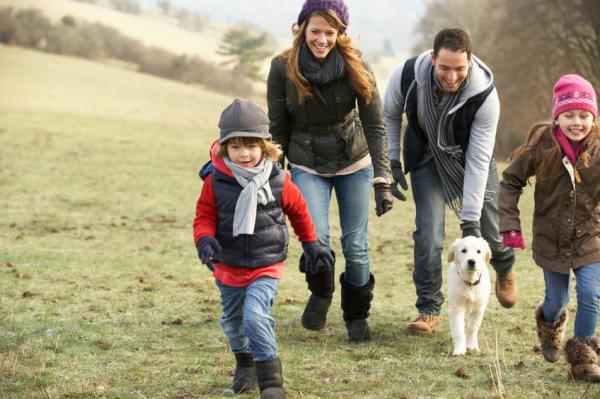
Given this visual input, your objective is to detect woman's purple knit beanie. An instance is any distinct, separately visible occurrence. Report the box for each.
[297,0,349,32]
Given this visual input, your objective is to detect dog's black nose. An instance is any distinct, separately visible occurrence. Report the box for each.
[467,259,476,269]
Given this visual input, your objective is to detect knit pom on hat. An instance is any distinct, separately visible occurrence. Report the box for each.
[297,0,349,32]
[552,74,597,120]
[218,98,271,143]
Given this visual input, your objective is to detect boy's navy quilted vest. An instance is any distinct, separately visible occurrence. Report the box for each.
[401,56,494,172]
[212,167,289,267]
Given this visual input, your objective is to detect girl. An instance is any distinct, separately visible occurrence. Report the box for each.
[267,0,393,342]
[193,98,333,398]
[499,74,600,382]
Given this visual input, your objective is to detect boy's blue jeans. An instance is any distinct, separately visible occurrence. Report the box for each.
[291,165,373,286]
[542,262,600,338]
[215,277,279,361]
[410,158,515,315]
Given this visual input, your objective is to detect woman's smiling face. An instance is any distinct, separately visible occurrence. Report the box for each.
[305,14,338,60]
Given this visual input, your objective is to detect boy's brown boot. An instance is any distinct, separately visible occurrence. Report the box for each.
[406,313,442,335]
[231,352,256,393]
[495,272,518,308]
[564,337,600,382]
[535,305,568,362]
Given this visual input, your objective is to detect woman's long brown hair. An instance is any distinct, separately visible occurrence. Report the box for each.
[509,121,599,180]
[280,9,375,104]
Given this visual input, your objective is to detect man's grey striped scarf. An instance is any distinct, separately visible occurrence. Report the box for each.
[421,64,471,217]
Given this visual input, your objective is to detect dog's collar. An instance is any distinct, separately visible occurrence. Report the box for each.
[460,270,482,287]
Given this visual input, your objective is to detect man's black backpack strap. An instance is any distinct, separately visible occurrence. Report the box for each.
[400,56,419,98]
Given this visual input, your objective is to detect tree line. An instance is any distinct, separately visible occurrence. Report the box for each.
[412,0,600,157]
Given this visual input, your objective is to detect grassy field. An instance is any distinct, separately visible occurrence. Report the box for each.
[0,44,596,399]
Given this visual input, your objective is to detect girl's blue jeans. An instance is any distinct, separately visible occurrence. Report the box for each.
[290,165,373,287]
[215,277,279,361]
[542,262,600,338]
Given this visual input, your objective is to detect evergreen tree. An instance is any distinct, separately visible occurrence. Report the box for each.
[217,27,273,81]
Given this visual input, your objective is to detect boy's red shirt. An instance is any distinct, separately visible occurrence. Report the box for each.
[193,140,316,287]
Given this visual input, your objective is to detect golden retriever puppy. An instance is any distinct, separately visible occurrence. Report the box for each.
[447,236,492,356]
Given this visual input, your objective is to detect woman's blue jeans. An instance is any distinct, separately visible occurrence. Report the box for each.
[215,277,279,361]
[291,165,373,286]
[542,263,600,338]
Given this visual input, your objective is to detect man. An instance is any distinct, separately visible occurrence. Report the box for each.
[383,28,517,335]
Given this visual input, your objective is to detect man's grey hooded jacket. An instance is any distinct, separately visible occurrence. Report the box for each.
[383,50,500,222]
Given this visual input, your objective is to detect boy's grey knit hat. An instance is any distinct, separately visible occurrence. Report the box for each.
[218,98,272,143]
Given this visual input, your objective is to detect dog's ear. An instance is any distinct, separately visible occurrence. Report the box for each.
[447,238,462,262]
[483,239,492,263]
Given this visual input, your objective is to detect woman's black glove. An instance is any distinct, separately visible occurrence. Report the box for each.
[196,236,222,271]
[390,160,408,201]
[374,182,393,216]
[302,241,334,273]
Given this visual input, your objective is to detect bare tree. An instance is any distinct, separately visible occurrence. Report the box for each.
[412,0,600,156]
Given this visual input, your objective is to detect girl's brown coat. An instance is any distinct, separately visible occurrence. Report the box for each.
[499,127,600,273]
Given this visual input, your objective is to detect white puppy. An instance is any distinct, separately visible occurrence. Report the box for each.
[447,236,492,356]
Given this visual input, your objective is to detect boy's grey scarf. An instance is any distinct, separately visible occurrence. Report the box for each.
[223,157,275,236]
[422,64,471,217]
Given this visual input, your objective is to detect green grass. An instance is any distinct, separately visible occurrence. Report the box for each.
[0,44,597,398]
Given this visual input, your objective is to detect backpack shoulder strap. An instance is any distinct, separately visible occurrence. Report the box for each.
[198,160,214,181]
[400,55,418,98]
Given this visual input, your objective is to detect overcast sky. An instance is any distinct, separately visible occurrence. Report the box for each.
[137,0,426,56]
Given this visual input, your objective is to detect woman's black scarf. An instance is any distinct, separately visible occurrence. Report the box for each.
[299,41,346,87]
[299,42,346,113]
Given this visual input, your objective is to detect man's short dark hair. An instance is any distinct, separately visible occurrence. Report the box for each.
[433,28,472,59]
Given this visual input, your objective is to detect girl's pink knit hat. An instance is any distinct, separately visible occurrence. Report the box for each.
[552,74,597,120]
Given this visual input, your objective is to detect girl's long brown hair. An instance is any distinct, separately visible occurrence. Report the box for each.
[509,121,599,180]
[280,9,375,104]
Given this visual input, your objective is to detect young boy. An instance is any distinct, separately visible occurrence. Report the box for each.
[193,98,333,398]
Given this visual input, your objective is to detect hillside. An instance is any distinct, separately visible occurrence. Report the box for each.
[0,0,404,91]
[0,0,288,80]
[0,0,233,63]
[0,44,237,132]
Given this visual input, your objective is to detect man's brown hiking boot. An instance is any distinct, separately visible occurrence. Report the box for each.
[406,313,442,335]
[495,272,518,308]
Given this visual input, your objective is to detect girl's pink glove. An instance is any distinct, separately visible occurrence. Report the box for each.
[501,230,525,249]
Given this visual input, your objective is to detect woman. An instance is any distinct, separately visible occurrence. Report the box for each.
[267,0,393,342]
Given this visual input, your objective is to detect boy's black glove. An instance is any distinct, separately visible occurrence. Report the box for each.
[390,160,408,201]
[197,236,222,271]
[374,182,393,216]
[302,241,334,274]
[460,220,481,238]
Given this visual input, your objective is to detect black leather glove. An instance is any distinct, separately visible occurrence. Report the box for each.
[460,220,482,238]
[390,160,408,201]
[374,182,393,217]
[302,241,334,274]
[196,236,222,271]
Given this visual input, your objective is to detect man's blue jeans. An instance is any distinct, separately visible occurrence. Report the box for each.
[542,263,600,338]
[410,158,515,314]
[291,165,373,286]
[215,277,279,361]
